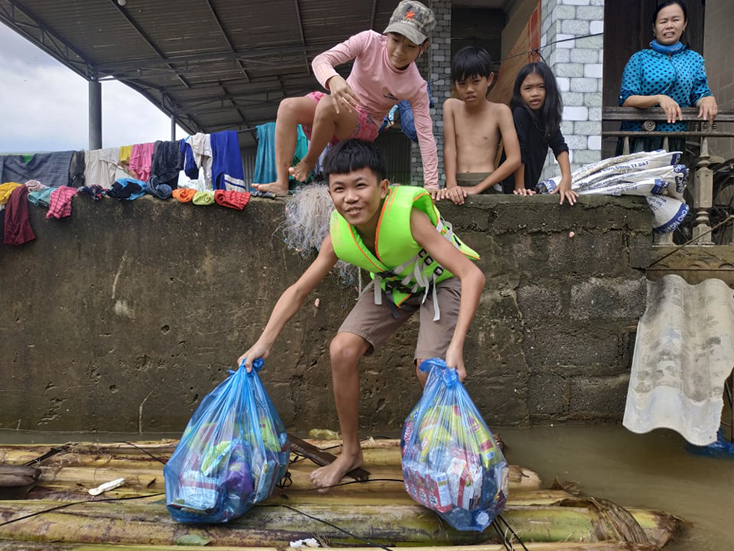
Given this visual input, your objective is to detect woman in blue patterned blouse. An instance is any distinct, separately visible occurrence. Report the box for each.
[618,0,718,153]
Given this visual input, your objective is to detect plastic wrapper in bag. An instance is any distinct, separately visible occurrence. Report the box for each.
[401,358,509,532]
[164,359,289,523]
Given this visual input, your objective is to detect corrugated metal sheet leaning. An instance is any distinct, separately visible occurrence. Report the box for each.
[624,274,734,446]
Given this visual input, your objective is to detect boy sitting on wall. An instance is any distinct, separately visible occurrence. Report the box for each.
[238,139,485,489]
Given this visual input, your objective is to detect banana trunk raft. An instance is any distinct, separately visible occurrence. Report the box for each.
[0,439,683,550]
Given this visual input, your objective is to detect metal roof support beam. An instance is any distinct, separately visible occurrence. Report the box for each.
[106,0,191,89]
[0,0,90,79]
[203,0,251,83]
[293,0,311,74]
[370,0,378,30]
[89,76,102,150]
[94,43,329,73]
[221,85,250,128]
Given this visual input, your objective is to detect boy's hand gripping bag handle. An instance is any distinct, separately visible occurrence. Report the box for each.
[419,357,459,387]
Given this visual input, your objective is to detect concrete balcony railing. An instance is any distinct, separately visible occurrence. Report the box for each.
[603,107,734,246]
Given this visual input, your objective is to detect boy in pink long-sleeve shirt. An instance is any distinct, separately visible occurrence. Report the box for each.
[253,1,439,196]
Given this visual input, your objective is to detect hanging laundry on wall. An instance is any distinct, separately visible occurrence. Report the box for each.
[0,182,22,205]
[46,186,77,219]
[130,142,155,182]
[253,123,308,186]
[0,151,74,188]
[85,148,122,187]
[150,140,183,189]
[211,130,245,191]
[69,151,85,188]
[108,178,147,200]
[3,186,35,246]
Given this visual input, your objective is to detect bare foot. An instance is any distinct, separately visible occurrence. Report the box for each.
[252,182,288,196]
[308,449,363,491]
[288,159,315,183]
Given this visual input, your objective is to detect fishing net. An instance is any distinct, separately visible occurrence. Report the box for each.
[280,184,358,285]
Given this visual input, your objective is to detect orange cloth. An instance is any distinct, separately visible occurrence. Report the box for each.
[172,188,196,203]
[215,190,251,210]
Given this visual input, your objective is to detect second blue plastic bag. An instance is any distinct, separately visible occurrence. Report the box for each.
[164,359,289,523]
[401,358,509,531]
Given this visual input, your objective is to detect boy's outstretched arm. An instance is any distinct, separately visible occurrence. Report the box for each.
[443,99,459,189]
[410,208,485,380]
[439,99,469,205]
[469,105,521,194]
[238,236,338,371]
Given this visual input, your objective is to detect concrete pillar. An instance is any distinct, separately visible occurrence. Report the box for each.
[171,112,177,141]
[411,0,451,187]
[540,0,604,178]
[89,78,102,150]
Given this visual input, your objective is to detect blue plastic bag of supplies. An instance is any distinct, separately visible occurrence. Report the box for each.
[401,358,509,532]
[164,359,289,523]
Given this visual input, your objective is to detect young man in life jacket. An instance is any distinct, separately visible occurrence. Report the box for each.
[238,139,485,490]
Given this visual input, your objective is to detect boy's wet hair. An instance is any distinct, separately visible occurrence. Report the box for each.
[450,46,493,82]
[323,139,387,184]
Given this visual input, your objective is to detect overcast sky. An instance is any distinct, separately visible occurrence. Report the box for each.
[0,23,185,154]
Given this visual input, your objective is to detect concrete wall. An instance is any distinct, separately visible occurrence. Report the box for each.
[0,195,653,434]
[704,0,734,159]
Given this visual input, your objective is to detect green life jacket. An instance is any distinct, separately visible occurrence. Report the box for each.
[329,185,479,319]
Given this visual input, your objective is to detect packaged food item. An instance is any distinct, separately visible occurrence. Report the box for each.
[401,359,509,532]
[164,359,288,523]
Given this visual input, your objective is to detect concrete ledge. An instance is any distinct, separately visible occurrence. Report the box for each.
[0,193,652,432]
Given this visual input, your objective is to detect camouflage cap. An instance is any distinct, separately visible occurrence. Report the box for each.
[384,1,436,45]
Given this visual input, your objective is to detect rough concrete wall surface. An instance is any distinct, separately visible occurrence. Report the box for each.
[704,0,734,159]
[0,195,652,433]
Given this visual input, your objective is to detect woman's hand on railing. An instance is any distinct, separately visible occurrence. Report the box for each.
[658,95,683,124]
[697,96,718,126]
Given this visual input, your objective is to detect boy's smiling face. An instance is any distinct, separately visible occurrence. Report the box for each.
[328,168,389,233]
[386,32,426,70]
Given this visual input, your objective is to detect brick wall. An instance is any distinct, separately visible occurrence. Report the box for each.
[540,0,604,179]
[411,0,451,187]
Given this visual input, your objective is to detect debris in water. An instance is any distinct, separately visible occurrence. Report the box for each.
[88,477,126,496]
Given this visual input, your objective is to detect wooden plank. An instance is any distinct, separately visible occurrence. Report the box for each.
[288,434,370,482]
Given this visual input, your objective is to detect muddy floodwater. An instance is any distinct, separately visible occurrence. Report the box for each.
[1,424,732,550]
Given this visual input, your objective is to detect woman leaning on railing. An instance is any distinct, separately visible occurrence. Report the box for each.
[617,0,718,155]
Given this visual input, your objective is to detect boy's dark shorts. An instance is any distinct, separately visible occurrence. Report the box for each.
[338,277,462,361]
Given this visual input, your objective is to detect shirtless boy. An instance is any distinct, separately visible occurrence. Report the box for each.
[437,46,521,205]
[238,139,484,489]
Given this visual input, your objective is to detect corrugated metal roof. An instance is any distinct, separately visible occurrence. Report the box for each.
[0,0,510,147]
[624,275,734,446]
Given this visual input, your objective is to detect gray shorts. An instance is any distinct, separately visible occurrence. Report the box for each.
[457,172,502,193]
[338,277,462,361]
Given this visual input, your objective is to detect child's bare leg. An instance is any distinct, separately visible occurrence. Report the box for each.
[309,332,369,490]
[290,98,359,183]
[252,97,317,196]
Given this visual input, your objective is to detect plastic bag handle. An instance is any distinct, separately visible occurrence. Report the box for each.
[418,358,458,387]
[238,357,264,373]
